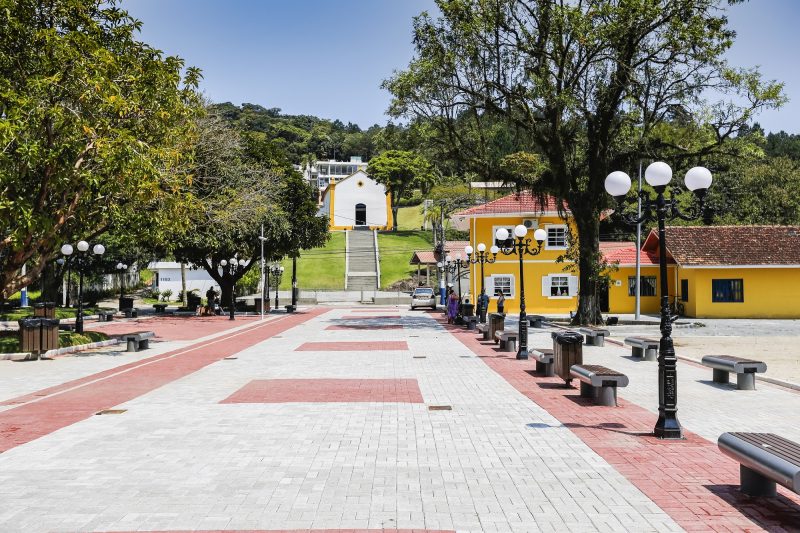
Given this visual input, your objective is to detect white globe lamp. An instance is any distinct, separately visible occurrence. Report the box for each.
[604,171,632,197]
[684,166,712,192]
[645,161,673,188]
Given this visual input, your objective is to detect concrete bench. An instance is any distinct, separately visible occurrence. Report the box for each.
[464,316,478,330]
[578,327,610,347]
[532,348,554,376]
[122,308,138,318]
[701,355,767,390]
[98,311,115,322]
[476,322,490,340]
[494,330,518,352]
[718,432,800,497]
[153,304,168,314]
[624,336,659,361]
[570,364,629,406]
[527,315,546,328]
[120,331,155,352]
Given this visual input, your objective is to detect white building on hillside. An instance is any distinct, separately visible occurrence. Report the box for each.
[318,170,392,231]
[301,156,369,190]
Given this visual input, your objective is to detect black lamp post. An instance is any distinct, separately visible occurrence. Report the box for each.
[494,226,547,360]
[220,257,248,320]
[465,243,499,323]
[605,162,712,440]
[437,256,457,318]
[60,240,105,333]
[115,262,129,299]
[269,264,284,311]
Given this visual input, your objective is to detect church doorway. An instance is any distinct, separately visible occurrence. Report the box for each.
[355,203,367,226]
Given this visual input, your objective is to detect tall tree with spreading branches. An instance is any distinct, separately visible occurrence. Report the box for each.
[385,0,784,324]
[0,0,201,298]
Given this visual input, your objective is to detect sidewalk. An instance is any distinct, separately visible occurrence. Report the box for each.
[0,306,797,531]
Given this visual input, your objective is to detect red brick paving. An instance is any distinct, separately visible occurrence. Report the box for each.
[108,530,452,533]
[0,309,326,453]
[87,315,259,340]
[296,341,408,351]
[436,314,800,532]
[325,324,403,330]
[221,378,424,404]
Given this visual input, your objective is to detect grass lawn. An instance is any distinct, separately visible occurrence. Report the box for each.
[278,231,346,290]
[0,306,109,321]
[377,231,433,289]
[0,330,109,353]
[396,205,425,231]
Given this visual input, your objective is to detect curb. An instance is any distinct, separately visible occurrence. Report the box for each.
[2,339,121,361]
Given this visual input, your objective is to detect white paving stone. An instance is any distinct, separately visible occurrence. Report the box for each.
[0,308,684,532]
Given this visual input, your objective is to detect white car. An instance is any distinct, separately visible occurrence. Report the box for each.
[410,287,437,310]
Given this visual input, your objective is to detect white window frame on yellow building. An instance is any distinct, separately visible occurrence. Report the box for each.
[545,224,568,250]
[542,274,578,299]
[487,274,515,298]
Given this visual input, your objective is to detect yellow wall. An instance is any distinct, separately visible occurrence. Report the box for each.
[606,265,676,314]
[468,215,578,315]
[680,267,800,318]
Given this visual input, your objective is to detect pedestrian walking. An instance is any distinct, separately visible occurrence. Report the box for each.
[496,290,505,314]
[447,288,459,324]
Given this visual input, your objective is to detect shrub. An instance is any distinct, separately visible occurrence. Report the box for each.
[160,289,173,302]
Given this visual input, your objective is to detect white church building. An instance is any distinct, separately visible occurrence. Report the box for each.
[318,170,393,231]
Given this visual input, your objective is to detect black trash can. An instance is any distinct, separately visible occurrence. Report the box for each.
[552,331,583,385]
[187,292,202,311]
[119,297,134,311]
[462,303,475,317]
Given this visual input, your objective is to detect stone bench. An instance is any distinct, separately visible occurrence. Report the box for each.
[119,331,155,352]
[464,316,478,330]
[122,308,138,319]
[624,336,659,361]
[570,364,629,406]
[701,355,767,390]
[494,330,518,352]
[98,311,115,322]
[578,327,610,347]
[153,304,168,314]
[476,322,490,340]
[527,315,546,328]
[532,348,554,377]
[718,432,800,497]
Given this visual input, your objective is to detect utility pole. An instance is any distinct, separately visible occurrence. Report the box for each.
[635,161,643,320]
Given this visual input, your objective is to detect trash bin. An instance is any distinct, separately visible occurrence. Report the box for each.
[552,331,583,385]
[489,313,506,343]
[187,293,202,311]
[118,296,134,311]
[40,318,60,353]
[33,302,56,318]
[462,303,475,317]
[18,318,42,354]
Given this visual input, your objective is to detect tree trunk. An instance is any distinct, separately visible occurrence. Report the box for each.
[571,203,604,326]
[180,262,188,307]
[392,205,399,232]
[219,279,234,311]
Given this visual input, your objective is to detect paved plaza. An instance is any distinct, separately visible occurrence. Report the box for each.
[0,307,799,532]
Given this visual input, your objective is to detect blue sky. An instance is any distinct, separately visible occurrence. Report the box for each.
[124,0,799,134]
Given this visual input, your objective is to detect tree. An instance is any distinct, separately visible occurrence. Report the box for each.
[0,0,200,298]
[385,0,784,323]
[367,150,437,231]
[275,172,330,307]
[171,110,286,306]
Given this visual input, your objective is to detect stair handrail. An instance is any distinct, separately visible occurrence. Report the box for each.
[344,230,349,290]
[373,229,381,289]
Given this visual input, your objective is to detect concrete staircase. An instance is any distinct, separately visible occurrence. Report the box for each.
[347,229,378,291]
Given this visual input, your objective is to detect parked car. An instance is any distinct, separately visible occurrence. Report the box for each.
[410,287,437,310]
